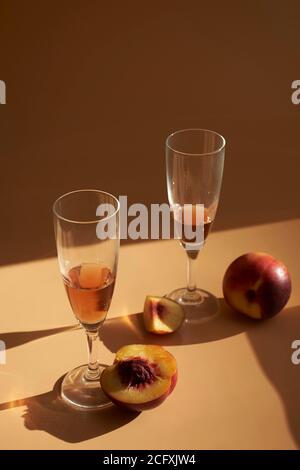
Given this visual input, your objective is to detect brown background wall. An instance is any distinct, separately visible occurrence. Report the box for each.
[0,0,299,265]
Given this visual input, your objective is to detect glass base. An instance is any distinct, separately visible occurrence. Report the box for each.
[61,364,112,411]
[166,287,220,323]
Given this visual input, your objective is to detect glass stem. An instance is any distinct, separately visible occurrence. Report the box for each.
[187,252,197,292]
[85,330,100,381]
[184,250,201,301]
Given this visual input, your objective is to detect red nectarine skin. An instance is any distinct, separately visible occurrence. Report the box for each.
[104,370,178,412]
[169,369,178,394]
[223,253,292,318]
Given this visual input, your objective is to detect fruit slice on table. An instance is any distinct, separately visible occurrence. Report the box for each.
[100,344,178,411]
[223,252,292,320]
[143,296,185,334]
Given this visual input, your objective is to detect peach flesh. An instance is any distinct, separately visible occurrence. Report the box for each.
[100,345,178,411]
[143,296,185,334]
[155,302,164,317]
[107,370,178,412]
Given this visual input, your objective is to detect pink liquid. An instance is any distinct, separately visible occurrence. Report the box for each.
[63,263,115,326]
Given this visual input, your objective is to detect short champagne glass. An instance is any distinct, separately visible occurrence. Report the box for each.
[166,129,225,322]
[53,189,119,410]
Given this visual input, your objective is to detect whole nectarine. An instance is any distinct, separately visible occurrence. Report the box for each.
[223,252,291,319]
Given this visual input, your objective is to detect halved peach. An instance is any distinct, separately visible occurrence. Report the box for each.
[100,344,178,411]
[143,296,185,334]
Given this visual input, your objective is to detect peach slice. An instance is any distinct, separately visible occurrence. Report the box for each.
[143,296,185,334]
[100,344,178,411]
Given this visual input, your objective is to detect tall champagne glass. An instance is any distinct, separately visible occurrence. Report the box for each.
[53,189,119,410]
[166,129,225,322]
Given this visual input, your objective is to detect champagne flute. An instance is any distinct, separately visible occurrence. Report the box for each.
[166,129,225,322]
[53,189,119,410]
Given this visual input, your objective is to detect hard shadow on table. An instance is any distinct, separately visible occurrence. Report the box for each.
[0,376,139,443]
[101,302,300,448]
[100,298,256,350]
[246,305,300,449]
[0,324,80,350]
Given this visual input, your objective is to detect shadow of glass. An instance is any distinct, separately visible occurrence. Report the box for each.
[0,325,80,350]
[100,298,255,351]
[246,305,300,448]
[101,302,300,448]
[0,376,139,443]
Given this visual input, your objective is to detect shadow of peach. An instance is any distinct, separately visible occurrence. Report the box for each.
[101,301,300,448]
[0,376,139,443]
[246,305,300,448]
[100,298,256,350]
[2,302,299,446]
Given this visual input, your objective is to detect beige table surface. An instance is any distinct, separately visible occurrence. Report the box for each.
[0,219,300,450]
